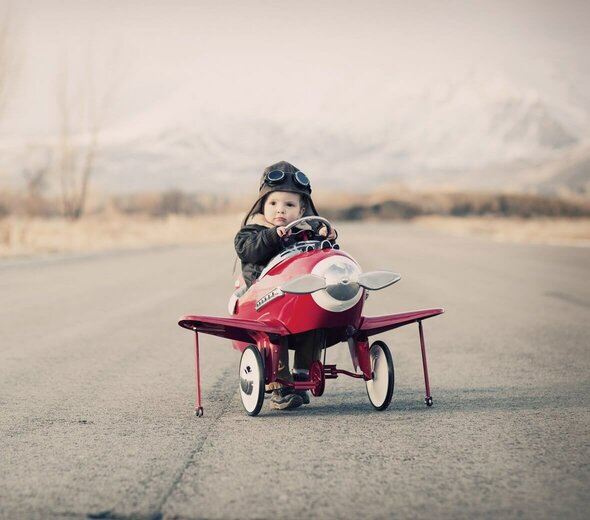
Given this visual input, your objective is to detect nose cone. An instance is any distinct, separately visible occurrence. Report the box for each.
[324,261,360,301]
[311,256,363,312]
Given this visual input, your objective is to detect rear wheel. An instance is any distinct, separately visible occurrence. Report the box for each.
[309,360,325,397]
[365,340,394,410]
[239,346,265,416]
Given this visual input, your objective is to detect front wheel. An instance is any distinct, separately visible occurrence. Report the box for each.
[239,346,265,416]
[365,340,394,411]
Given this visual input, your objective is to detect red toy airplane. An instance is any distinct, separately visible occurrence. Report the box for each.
[179,217,443,416]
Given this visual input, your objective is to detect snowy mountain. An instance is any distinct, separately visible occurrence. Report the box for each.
[2,72,589,196]
[88,72,589,195]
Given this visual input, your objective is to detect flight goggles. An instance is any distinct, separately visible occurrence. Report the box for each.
[261,169,311,192]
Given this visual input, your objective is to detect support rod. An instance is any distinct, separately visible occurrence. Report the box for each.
[194,332,203,416]
[418,320,433,406]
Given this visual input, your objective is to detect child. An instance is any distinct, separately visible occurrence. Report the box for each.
[234,161,336,410]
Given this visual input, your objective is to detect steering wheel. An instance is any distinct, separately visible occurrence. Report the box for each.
[283,216,334,239]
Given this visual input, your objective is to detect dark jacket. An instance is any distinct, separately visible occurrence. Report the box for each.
[234,217,284,288]
[235,213,336,289]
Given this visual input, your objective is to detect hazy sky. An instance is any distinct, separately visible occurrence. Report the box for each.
[1,0,589,139]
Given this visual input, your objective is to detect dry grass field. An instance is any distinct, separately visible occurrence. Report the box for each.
[0,213,244,257]
[0,213,588,258]
[414,216,590,247]
[3,186,589,257]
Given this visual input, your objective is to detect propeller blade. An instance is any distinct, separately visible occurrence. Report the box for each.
[358,271,401,290]
[281,274,326,294]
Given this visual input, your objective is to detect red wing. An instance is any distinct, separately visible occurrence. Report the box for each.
[359,308,444,337]
[178,314,291,344]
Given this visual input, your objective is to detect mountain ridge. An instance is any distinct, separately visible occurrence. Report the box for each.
[1,73,589,196]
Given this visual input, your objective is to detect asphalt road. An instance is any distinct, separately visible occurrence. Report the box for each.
[1,222,589,520]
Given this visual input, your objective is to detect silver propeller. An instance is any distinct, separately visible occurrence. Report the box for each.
[358,271,401,290]
[280,270,400,295]
[280,274,327,294]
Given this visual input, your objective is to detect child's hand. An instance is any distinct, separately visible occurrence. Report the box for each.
[318,226,337,240]
[276,226,290,238]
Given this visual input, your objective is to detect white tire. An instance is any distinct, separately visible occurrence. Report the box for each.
[239,346,265,416]
[365,340,394,410]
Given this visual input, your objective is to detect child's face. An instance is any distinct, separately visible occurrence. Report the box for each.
[263,191,305,227]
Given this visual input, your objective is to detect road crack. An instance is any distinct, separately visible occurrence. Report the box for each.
[154,366,238,515]
[545,291,590,309]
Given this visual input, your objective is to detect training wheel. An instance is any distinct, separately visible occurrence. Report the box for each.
[194,407,204,417]
[309,360,325,397]
[239,345,265,416]
[425,396,433,407]
[366,340,395,411]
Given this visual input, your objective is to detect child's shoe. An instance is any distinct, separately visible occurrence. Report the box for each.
[295,389,310,404]
[293,372,311,404]
[270,388,303,410]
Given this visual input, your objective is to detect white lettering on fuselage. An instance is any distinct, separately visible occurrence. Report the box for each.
[255,288,284,311]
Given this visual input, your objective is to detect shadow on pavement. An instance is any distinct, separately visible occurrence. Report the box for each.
[258,384,587,418]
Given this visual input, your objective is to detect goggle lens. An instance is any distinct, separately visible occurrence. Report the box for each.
[294,171,310,187]
[266,170,285,184]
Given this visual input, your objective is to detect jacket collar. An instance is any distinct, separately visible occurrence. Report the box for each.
[247,213,273,228]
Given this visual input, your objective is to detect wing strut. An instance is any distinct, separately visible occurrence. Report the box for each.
[194,333,204,416]
[418,320,433,407]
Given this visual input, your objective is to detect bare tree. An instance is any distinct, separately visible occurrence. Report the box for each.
[21,146,53,216]
[55,51,121,220]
